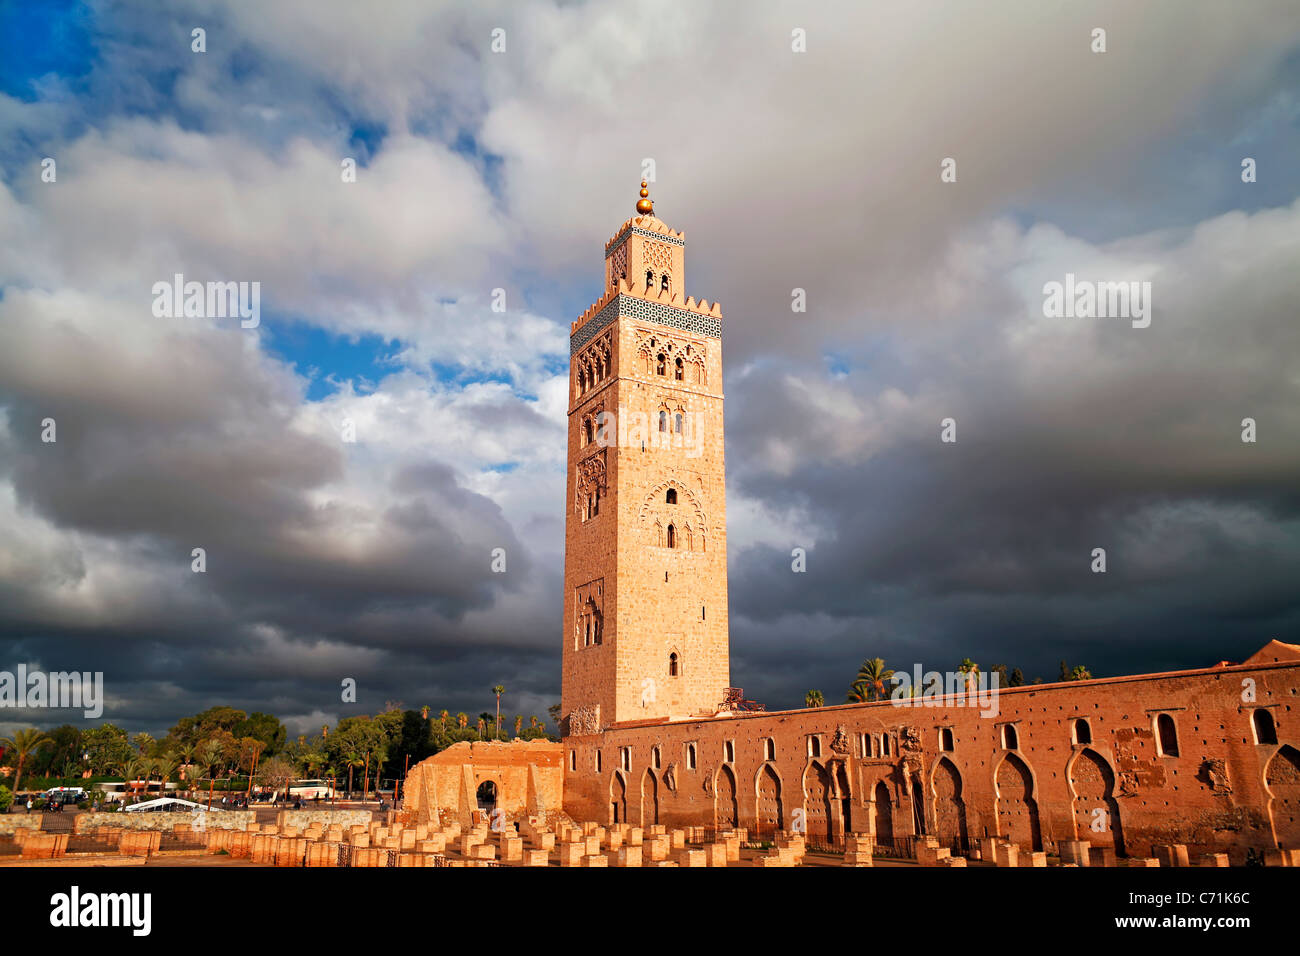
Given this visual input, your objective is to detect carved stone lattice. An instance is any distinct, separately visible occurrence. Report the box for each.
[642,240,673,273]
[608,243,628,286]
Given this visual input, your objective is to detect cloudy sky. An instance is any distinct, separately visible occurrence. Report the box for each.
[1,1,1298,738]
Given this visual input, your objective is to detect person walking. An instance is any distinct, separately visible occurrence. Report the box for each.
[25,797,33,813]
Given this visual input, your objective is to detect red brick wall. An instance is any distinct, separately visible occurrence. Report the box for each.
[563,661,1300,861]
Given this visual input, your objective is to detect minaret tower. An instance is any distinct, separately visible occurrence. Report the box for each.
[561,182,730,734]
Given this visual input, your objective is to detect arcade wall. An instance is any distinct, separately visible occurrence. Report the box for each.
[562,654,1300,863]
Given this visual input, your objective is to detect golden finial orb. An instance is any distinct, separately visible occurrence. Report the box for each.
[635,180,654,215]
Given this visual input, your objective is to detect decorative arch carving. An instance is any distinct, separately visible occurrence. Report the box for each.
[639,477,708,549]
[575,449,607,515]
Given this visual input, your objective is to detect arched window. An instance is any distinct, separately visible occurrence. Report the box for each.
[645,269,653,290]
[674,357,683,380]
[656,353,666,376]
[880,734,890,757]
[592,487,599,516]
[653,746,662,769]
[666,524,676,548]
[1253,709,1278,745]
[661,273,670,293]
[941,728,954,752]
[1074,718,1092,745]
[764,738,775,761]
[686,742,697,769]
[666,488,677,504]
[1156,714,1179,756]
[1002,724,1019,750]
[582,418,593,446]
[669,652,679,677]
[658,411,668,433]
[674,413,683,434]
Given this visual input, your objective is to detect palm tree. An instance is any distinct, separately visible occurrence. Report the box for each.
[152,755,179,797]
[958,658,980,692]
[302,749,328,780]
[119,755,151,800]
[174,741,197,767]
[456,712,468,730]
[420,705,430,721]
[0,729,50,793]
[850,658,895,702]
[1069,664,1092,681]
[492,685,506,741]
[514,715,523,738]
[194,741,224,803]
[344,751,365,798]
[805,690,824,708]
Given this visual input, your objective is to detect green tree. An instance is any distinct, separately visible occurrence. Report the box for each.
[257,756,297,800]
[342,750,365,797]
[1069,664,1092,681]
[958,658,980,691]
[990,665,1009,689]
[0,728,51,792]
[32,724,81,778]
[151,755,179,796]
[805,690,824,708]
[1009,668,1025,687]
[0,784,12,813]
[120,755,151,799]
[232,712,287,755]
[82,725,134,775]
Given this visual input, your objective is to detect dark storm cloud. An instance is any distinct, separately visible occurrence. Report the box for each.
[2,0,1299,737]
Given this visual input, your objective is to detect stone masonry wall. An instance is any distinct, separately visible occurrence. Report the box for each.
[563,659,1300,863]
